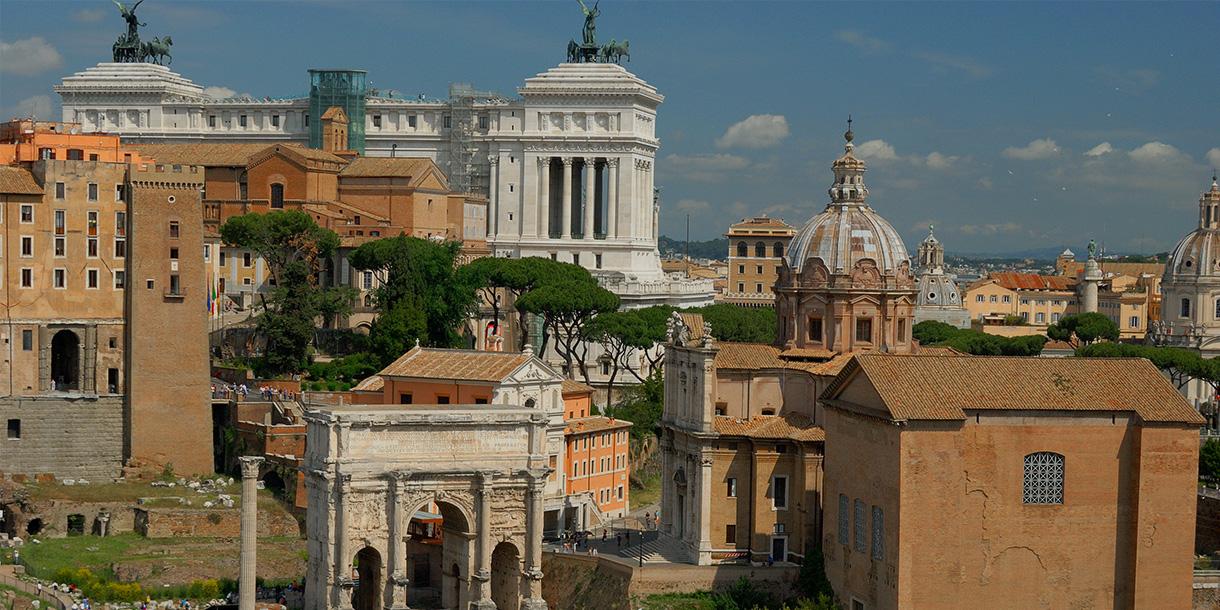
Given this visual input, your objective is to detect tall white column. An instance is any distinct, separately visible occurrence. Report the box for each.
[473,472,495,609]
[522,472,549,610]
[488,155,500,239]
[560,158,573,239]
[645,161,655,241]
[388,474,408,607]
[239,456,264,610]
[697,453,713,564]
[539,157,551,238]
[607,158,619,238]
[583,157,596,240]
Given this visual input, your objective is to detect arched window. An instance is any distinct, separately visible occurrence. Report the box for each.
[736,241,747,257]
[270,183,284,209]
[238,170,248,200]
[773,242,784,257]
[754,242,766,257]
[1182,298,1192,318]
[1022,452,1064,505]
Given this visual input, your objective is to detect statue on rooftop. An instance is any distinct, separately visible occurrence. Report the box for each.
[1087,239,1097,260]
[114,0,145,41]
[578,0,599,46]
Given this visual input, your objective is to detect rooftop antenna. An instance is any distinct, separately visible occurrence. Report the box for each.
[685,213,690,277]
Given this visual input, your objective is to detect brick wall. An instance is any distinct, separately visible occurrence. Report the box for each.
[0,396,124,480]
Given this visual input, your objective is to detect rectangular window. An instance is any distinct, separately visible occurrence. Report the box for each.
[271,114,280,128]
[478,115,488,130]
[239,115,248,127]
[115,211,127,237]
[168,274,181,295]
[88,183,98,201]
[408,114,417,128]
[853,499,866,553]
[756,264,763,274]
[725,524,736,545]
[114,238,126,258]
[86,268,99,289]
[362,270,373,290]
[897,318,907,342]
[20,268,33,287]
[1035,312,1045,324]
[372,115,382,128]
[53,268,66,288]
[443,115,452,129]
[169,221,180,238]
[1002,295,1011,303]
[54,183,65,200]
[54,209,65,235]
[838,494,849,545]
[21,329,33,350]
[772,475,788,509]
[54,237,65,257]
[20,236,33,257]
[975,295,984,303]
[738,264,745,274]
[437,395,450,404]
[203,244,211,261]
[726,477,737,497]
[1182,298,1192,317]
[219,251,227,266]
[208,115,216,128]
[87,211,98,236]
[989,295,998,303]
[1051,312,1060,323]
[114,270,126,289]
[755,283,763,292]
[871,506,884,560]
[6,419,19,440]
[400,393,413,405]
[115,184,125,202]
[1130,315,1140,328]
[855,318,873,342]
[243,252,253,267]
[170,247,179,260]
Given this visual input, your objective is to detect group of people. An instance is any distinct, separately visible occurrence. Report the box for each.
[209,383,298,403]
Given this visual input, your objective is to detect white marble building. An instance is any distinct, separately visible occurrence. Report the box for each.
[55,61,713,309]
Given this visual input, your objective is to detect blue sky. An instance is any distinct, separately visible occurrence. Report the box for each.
[2,1,1218,255]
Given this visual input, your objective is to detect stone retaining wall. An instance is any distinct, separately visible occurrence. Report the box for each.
[134,507,298,538]
[0,396,124,481]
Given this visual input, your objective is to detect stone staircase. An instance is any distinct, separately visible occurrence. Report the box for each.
[614,531,689,564]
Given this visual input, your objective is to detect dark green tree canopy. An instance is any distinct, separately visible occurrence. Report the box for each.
[684,303,777,344]
[1047,312,1120,347]
[912,320,1046,356]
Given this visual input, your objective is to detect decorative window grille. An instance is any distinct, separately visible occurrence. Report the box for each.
[853,499,866,553]
[838,494,848,545]
[1023,452,1064,505]
[871,506,884,560]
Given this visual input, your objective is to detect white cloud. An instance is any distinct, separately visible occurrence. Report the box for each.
[716,115,789,149]
[1207,148,1220,170]
[72,9,106,22]
[912,50,992,78]
[1084,142,1113,157]
[203,86,237,100]
[0,37,63,76]
[835,30,889,53]
[924,152,959,170]
[674,199,711,214]
[977,177,994,190]
[1003,138,1060,160]
[1128,141,1188,163]
[853,139,898,161]
[2,95,53,120]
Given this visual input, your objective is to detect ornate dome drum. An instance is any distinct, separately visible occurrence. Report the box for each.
[1154,176,1220,354]
[774,124,916,354]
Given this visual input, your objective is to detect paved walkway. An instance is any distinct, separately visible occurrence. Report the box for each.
[0,565,71,610]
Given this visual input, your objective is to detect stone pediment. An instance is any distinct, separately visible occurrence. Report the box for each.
[506,359,563,385]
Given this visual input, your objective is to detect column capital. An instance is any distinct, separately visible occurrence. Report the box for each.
[583,156,597,164]
[238,456,264,478]
[537,156,550,167]
[488,155,500,166]
[561,157,574,166]
[606,157,619,168]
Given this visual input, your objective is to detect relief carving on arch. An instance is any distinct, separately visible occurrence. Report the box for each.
[345,490,390,537]
[488,487,527,536]
[801,258,829,288]
[851,259,881,288]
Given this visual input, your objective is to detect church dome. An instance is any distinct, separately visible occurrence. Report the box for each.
[1165,176,1220,280]
[786,124,910,276]
[917,272,961,307]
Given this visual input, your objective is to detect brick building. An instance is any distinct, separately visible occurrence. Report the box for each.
[820,354,1203,609]
[722,216,795,308]
[0,121,212,479]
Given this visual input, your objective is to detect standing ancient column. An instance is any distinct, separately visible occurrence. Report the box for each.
[539,157,551,238]
[388,474,408,607]
[473,472,495,609]
[239,456,264,610]
[488,155,500,239]
[583,157,596,240]
[560,158,573,239]
[523,473,549,610]
[696,453,713,564]
[606,158,619,239]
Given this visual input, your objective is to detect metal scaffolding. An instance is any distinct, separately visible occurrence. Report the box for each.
[446,83,502,196]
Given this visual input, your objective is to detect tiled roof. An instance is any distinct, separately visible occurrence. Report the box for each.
[351,376,384,392]
[988,272,1076,291]
[127,143,268,167]
[713,413,824,442]
[1061,260,1165,278]
[714,342,853,377]
[678,312,705,342]
[780,347,837,360]
[913,345,965,356]
[320,106,348,122]
[339,157,441,184]
[0,166,42,194]
[565,416,632,435]
[377,346,532,382]
[278,144,346,164]
[827,354,1204,424]
[561,379,595,395]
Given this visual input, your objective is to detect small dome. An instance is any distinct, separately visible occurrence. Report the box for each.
[1165,178,1220,279]
[917,273,960,307]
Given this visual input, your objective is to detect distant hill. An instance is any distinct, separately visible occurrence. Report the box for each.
[659,236,728,260]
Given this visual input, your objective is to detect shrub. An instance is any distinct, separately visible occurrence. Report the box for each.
[187,579,221,600]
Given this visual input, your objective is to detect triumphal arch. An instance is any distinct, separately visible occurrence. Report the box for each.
[302,403,550,610]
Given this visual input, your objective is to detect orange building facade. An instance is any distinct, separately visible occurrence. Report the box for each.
[561,380,632,519]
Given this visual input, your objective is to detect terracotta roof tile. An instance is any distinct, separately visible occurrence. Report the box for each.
[376,346,533,382]
[988,272,1076,291]
[714,342,783,369]
[827,354,1204,424]
[565,416,632,435]
[561,379,595,395]
[127,143,268,167]
[713,413,824,442]
[0,166,42,194]
[352,376,384,392]
[339,157,442,184]
[678,313,705,342]
[1061,260,1164,278]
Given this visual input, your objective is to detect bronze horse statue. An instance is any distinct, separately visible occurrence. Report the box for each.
[142,36,173,65]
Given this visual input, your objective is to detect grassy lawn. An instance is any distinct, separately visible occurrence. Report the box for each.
[638,592,719,610]
[25,480,285,512]
[631,471,661,511]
